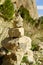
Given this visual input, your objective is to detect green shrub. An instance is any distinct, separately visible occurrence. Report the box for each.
[18,6,35,24]
[31,40,39,51]
[22,56,29,63]
[0,0,14,20]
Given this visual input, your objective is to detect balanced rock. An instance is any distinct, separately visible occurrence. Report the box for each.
[13,15,23,28]
[14,36,32,65]
[2,36,31,51]
[8,28,24,38]
[1,36,31,65]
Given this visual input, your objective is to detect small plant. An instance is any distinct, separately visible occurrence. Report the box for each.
[31,40,39,51]
[0,0,14,20]
[18,6,35,24]
[22,55,29,64]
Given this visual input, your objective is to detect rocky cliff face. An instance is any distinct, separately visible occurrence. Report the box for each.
[12,0,38,19]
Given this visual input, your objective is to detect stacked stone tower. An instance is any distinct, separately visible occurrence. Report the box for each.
[0,14,34,65]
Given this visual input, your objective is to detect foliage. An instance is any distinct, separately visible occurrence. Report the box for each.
[22,55,29,63]
[0,0,14,20]
[31,40,39,51]
[18,6,35,24]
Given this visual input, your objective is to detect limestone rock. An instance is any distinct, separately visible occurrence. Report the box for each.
[2,36,31,51]
[11,0,38,19]
[2,53,17,65]
[1,36,31,65]
[0,0,5,5]
[2,38,19,51]
[18,36,32,50]
[0,17,14,46]
[8,28,24,38]
[13,36,32,65]
[26,50,35,63]
[13,15,23,28]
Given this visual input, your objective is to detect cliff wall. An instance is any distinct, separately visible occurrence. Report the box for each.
[12,0,38,19]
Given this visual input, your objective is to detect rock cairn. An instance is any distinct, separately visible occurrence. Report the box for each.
[0,15,34,65]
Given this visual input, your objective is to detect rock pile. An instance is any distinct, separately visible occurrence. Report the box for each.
[0,15,34,65]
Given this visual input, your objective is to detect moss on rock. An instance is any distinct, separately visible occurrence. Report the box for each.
[0,0,14,20]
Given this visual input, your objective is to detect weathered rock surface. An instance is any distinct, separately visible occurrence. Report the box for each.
[13,15,23,28]
[8,28,24,38]
[2,53,17,65]
[2,36,31,65]
[0,17,13,47]
[1,36,31,51]
[12,0,38,19]
[0,0,5,5]
[26,50,35,63]
[1,36,32,65]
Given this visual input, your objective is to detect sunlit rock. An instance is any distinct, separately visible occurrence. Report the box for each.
[8,28,24,38]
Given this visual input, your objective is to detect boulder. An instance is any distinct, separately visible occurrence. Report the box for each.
[8,28,24,38]
[1,36,31,65]
[2,36,31,51]
[13,36,31,65]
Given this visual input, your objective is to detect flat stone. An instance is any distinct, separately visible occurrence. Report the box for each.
[8,28,24,38]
